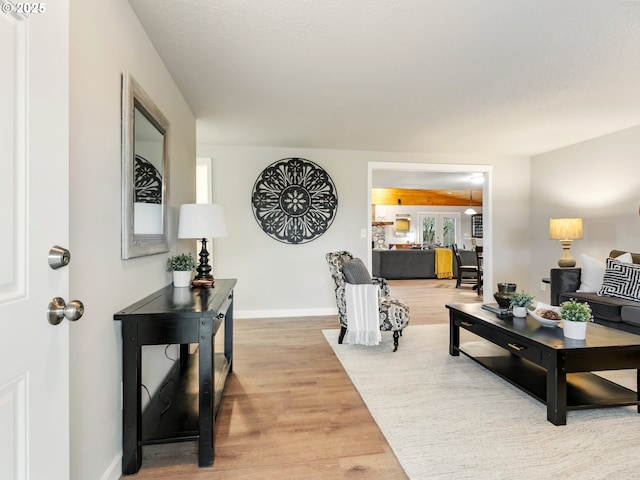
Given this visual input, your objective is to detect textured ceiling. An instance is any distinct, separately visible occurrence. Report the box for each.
[129,0,640,156]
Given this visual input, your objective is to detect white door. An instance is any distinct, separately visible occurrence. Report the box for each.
[0,3,71,480]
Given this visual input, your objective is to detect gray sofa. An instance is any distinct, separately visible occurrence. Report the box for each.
[550,250,640,335]
[372,248,477,280]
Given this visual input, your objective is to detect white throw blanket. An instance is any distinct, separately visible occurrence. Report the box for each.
[345,283,381,346]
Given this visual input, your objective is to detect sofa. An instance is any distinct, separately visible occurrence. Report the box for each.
[550,250,640,335]
[372,248,477,280]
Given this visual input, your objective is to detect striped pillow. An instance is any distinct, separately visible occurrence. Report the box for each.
[598,258,640,301]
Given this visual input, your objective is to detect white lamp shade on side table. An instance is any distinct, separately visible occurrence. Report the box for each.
[177,203,228,286]
[178,203,228,239]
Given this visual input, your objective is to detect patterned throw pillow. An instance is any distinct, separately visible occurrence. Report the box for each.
[342,258,373,284]
[598,257,640,301]
[579,252,633,292]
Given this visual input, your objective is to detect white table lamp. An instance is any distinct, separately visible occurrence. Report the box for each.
[178,203,228,286]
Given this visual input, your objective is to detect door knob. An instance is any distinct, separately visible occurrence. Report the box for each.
[47,297,84,325]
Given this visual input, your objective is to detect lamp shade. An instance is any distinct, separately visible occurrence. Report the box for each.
[549,218,583,240]
[178,203,228,239]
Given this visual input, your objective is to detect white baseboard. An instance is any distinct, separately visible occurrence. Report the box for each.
[100,453,121,480]
[235,307,337,319]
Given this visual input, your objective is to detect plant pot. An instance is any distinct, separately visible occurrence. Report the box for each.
[512,306,527,317]
[563,320,587,340]
[172,270,192,288]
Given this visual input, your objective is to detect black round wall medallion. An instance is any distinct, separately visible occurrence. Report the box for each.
[251,158,338,244]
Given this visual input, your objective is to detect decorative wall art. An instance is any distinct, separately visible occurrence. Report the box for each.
[251,158,338,244]
[471,214,483,238]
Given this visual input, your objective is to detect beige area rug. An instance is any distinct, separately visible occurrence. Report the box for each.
[323,325,640,480]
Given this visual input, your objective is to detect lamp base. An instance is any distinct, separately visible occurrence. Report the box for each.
[192,238,215,287]
[192,277,215,288]
[557,240,576,268]
[557,258,577,268]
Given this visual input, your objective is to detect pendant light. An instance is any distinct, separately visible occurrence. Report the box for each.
[464,190,477,215]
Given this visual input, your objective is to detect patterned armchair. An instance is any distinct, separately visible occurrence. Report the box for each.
[325,251,410,351]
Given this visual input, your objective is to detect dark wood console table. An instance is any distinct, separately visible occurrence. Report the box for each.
[114,279,237,475]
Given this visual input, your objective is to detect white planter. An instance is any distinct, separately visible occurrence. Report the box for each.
[172,270,192,288]
[512,306,527,318]
[563,320,588,340]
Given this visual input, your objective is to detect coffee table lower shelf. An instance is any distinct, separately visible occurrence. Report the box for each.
[459,341,639,410]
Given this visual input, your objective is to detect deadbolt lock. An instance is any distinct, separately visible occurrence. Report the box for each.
[48,245,71,269]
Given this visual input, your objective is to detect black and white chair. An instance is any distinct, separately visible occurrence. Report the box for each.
[325,251,410,351]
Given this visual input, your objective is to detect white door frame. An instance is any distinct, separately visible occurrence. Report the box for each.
[367,162,493,302]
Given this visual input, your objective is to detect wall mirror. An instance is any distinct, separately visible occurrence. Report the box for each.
[121,71,170,259]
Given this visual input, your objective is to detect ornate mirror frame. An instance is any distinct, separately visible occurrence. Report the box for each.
[121,71,170,259]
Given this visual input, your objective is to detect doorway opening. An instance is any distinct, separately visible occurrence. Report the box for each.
[367,162,492,302]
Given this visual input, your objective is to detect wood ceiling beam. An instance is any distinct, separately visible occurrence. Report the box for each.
[372,188,483,206]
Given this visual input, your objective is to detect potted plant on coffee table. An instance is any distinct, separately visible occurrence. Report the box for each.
[167,253,195,288]
[560,298,592,340]
[510,291,535,317]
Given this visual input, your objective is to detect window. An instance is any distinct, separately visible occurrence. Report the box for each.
[421,216,436,244]
[442,215,456,245]
[418,212,460,247]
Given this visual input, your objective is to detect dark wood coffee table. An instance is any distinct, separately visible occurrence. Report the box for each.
[448,303,640,425]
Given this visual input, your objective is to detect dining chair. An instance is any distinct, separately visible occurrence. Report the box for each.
[475,245,484,295]
[452,243,479,289]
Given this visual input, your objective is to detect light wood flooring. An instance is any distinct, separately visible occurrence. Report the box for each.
[125,279,482,479]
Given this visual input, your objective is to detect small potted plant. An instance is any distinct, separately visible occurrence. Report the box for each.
[166,253,195,288]
[560,298,592,339]
[509,291,535,317]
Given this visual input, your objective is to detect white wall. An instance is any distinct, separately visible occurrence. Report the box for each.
[197,145,531,317]
[69,0,196,479]
[530,125,640,303]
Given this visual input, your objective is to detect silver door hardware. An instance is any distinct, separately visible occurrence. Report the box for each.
[47,297,84,325]
[48,245,71,269]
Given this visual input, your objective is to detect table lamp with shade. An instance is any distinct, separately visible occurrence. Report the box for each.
[549,218,583,267]
[178,203,228,287]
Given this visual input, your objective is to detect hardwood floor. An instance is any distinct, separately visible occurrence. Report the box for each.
[126,279,482,479]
